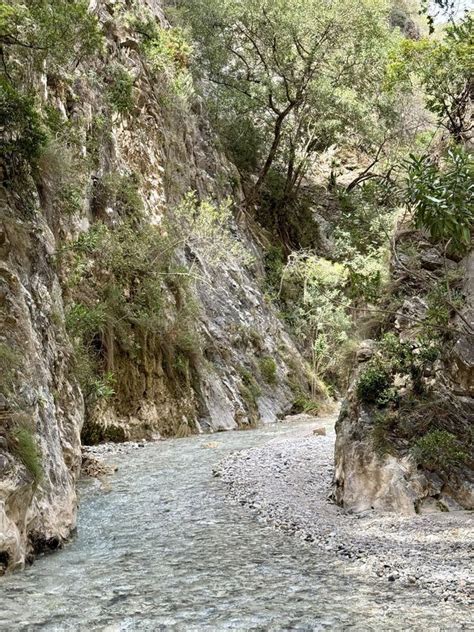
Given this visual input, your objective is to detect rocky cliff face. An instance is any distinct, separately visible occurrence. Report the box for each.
[0,0,311,572]
[334,233,474,514]
[1,188,83,572]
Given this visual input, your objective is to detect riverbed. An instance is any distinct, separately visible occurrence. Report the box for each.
[0,417,472,631]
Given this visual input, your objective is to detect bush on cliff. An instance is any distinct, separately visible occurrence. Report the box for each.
[259,357,278,385]
[10,427,43,486]
[412,430,468,472]
[406,147,473,256]
[356,364,392,404]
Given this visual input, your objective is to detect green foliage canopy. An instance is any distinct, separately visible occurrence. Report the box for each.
[386,14,473,141]
[406,146,473,254]
[0,0,102,80]
[180,0,400,201]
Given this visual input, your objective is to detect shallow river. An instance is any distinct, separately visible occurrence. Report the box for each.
[0,419,471,631]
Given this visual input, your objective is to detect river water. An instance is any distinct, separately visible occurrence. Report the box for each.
[0,419,471,631]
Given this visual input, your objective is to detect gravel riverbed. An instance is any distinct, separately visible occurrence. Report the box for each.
[5,419,472,630]
[214,414,474,606]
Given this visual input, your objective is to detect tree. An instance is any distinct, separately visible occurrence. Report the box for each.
[180,0,399,206]
[406,146,473,254]
[387,11,473,253]
[419,0,465,33]
[0,0,102,83]
[387,13,473,142]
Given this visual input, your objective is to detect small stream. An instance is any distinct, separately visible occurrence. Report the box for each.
[0,419,471,631]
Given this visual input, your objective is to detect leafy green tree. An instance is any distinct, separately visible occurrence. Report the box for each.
[280,254,353,388]
[180,0,399,205]
[406,146,473,254]
[0,77,47,167]
[0,0,102,175]
[0,0,102,82]
[419,0,465,33]
[386,14,473,141]
[388,11,473,254]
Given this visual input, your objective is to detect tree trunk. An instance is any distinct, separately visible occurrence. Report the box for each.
[249,102,297,202]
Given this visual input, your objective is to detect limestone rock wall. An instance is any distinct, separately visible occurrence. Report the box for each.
[77,0,309,440]
[334,237,474,514]
[1,196,83,571]
[0,0,310,572]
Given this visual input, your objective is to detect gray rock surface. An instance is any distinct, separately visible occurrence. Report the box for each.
[334,238,474,515]
[0,0,311,572]
[0,206,83,571]
[69,0,311,441]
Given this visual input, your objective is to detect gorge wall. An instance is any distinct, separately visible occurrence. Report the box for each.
[334,234,474,514]
[0,0,312,572]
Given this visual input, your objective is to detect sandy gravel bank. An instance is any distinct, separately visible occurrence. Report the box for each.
[214,415,473,606]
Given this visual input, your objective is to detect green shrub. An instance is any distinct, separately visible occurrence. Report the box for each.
[424,283,464,338]
[59,184,84,216]
[114,173,143,219]
[174,192,250,267]
[238,366,261,398]
[141,24,192,73]
[334,184,397,256]
[238,384,260,423]
[11,427,43,485]
[107,67,134,115]
[412,430,468,471]
[89,372,116,401]
[92,172,143,220]
[132,14,193,104]
[345,251,387,303]
[68,342,98,396]
[359,333,441,405]
[375,386,400,407]
[238,367,261,417]
[356,364,391,404]
[291,394,320,416]
[379,333,412,373]
[66,302,106,340]
[418,343,441,364]
[427,286,450,324]
[264,246,285,292]
[66,337,116,404]
[259,356,277,385]
[0,79,47,170]
[406,147,473,255]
